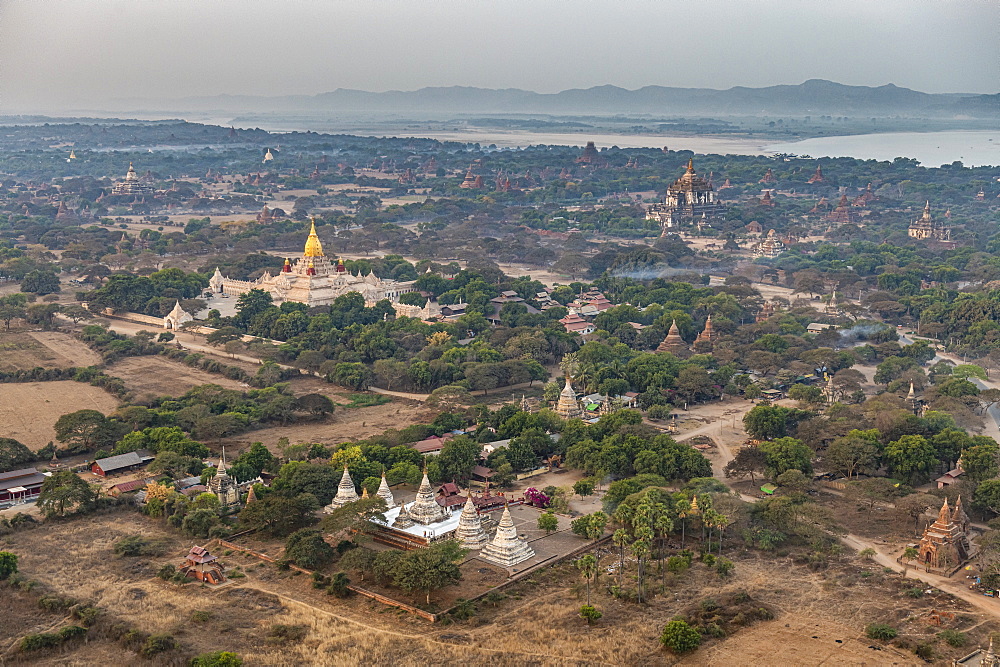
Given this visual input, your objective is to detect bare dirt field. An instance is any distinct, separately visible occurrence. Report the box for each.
[217,397,437,456]
[0,329,101,372]
[0,381,120,450]
[2,510,996,665]
[109,355,249,399]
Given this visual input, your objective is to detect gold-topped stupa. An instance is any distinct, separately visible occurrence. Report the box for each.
[303,218,324,257]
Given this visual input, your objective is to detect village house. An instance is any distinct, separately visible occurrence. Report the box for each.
[0,468,49,505]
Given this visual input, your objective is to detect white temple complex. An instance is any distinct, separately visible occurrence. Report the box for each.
[209,219,417,308]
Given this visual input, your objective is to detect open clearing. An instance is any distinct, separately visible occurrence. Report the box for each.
[0,381,119,450]
[0,329,101,371]
[2,510,995,665]
[109,355,249,399]
[217,396,435,455]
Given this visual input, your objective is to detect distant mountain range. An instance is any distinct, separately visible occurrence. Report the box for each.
[159,80,998,118]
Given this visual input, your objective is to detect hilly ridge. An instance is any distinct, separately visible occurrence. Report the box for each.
[166,80,998,118]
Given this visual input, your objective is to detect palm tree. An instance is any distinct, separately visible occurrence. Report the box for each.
[654,511,674,594]
[576,554,598,606]
[715,512,730,555]
[631,530,653,604]
[612,529,630,589]
[675,499,690,549]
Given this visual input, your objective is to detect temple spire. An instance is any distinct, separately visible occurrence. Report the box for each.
[479,504,535,567]
[376,470,396,509]
[303,217,324,257]
[455,493,488,549]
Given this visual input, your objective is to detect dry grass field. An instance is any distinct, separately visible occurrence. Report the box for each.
[0,381,120,450]
[0,330,101,371]
[217,397,436,456]
[109,356,249,400]
[1,510,996,666]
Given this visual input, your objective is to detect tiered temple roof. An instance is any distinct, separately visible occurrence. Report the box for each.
[760,190,775,207]
[759,168,776,184]
[479,505,534,567]
[807,165,825,184]
[207,448,239,508]
[826,194,861,224]
[646,158,725,227]
[908,201,950,241]
[917,497,970,570]
[694,315,717,347]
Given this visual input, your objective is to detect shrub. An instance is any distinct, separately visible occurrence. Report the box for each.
[938,629,967,647]
[191,651,243,667]
[58,625,87,641]
[113,535,152,557]
[450,598,477,621]
[20,632,61,651]
[190,610,213,623]
[715,558,735,578]
[0,551,18,579]
[905,587,924,598]
[267,624,307,643]
[157,564,176,580]
[866,623,898,640]
[914,642,934,660]
[38,595,76,611]
[71,606,100,626]
[140,633,177,657]
[579,604,603,625]
[326,572,351,598]
[660,619,701,654]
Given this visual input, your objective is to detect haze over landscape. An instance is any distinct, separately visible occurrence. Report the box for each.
[1,0,997,113]
[3,2,1000,666]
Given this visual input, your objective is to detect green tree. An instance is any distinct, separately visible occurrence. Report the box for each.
[573,479,595,497]
[974,479,1000,516]
[884,435,938,484]
[0,551,18,580]
[148,451,204,479]
[392,540,467,605]
[437,437,481,482]
[0,438,34,473]
[538,512,559,535]
[54,409,116,453]
[723,446,767,485]
[21,270,60,295]
[826,434,880,479]
[237,493,319,536]
[37,470,96,517]
[760,437,813,477]
[961,441,1000,483]
[182,508,220,538]
[285,529,336,569]
[660,618,701,654]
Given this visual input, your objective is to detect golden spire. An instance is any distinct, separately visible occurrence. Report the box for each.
[686,157,694,173]
[303,217,324,257]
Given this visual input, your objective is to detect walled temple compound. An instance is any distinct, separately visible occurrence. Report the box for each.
[209,219,418,308]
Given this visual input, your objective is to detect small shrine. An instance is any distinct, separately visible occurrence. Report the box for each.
[163,300,194,330]
[759,168,776,184]
[180,545,226,584]
[826,194,861,224]
[324,466,360,512]
[759,190,775,207]
[479,505,535,567]
[916,498,970,572]
[807,165,825,184]
[752,229,786,258]
[207,449,239,509]
[694,315,718,347]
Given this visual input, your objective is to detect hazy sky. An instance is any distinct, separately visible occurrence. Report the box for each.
[1,0,997,111]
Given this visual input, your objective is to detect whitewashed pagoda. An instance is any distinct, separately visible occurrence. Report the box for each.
[375,471,396,509]
[111,162,155,196]
[393,468,447,527]
[324,466,360,512]
[163,300,193,330]
[454,494,488,549]
[208,448,240,509]
[479,505,534,567]
[209,218,417,307]
[555,375,582,420]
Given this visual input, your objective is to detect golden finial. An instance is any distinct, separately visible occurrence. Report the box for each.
[303,217,324,257]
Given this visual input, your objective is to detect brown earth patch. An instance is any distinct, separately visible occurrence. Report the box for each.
[0,381,120,450]
[108,356,249,400]
[0,329,100,372]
